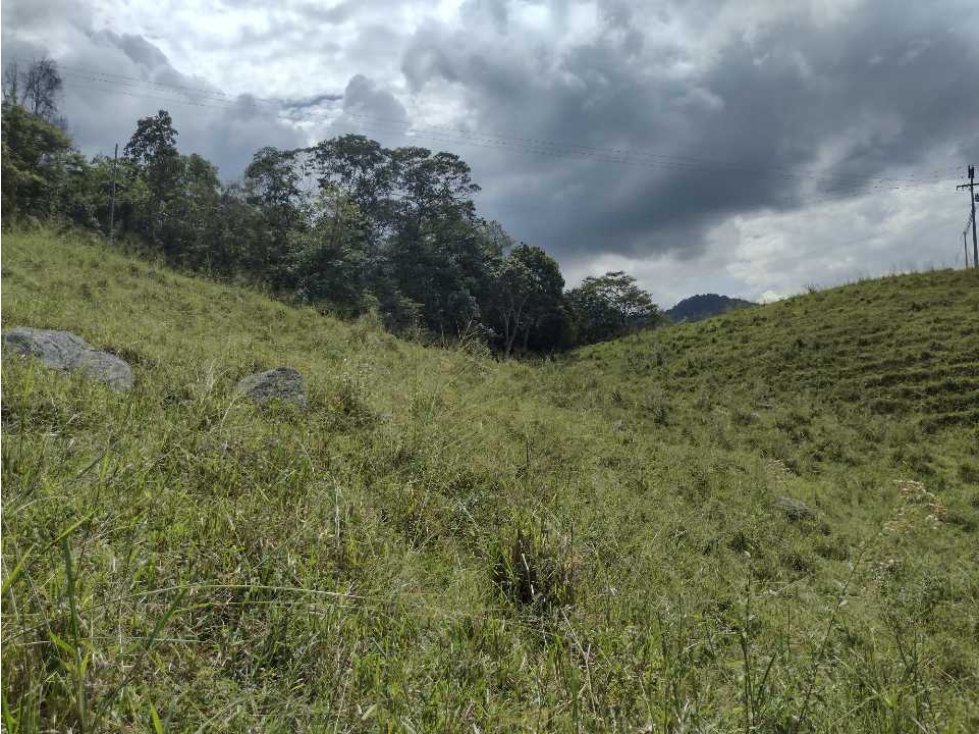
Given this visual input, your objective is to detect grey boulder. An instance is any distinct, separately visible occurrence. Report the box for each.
[776,495,815,522]
[236,367,307,408]
[3,326,134,391]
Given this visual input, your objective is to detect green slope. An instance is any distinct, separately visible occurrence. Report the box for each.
[2,229,978,732]
[568,269,979,428]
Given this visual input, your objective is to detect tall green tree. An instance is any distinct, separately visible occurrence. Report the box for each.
[123,110,182,246]
[1,97,663,354]
[289,187,366,312]
[567,271,660,345]
[22,58,63,124]
[167,153,222,267]
[306,135,393,237]
[384,146,489,335]
[2,58,64,125]
[490,244,566,356]
[391,147,480,225]
[0,102,71,220]
[243,146,305,286]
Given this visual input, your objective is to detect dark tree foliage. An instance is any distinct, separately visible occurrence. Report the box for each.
[488,244,567,356]
[306,135,392,235]
[2,58,64,125]
[243,146,305,285]
[22,59,64,123]
[2,101,664,352]
[123,110,184,249]
[665,293,754,323]
[124,109,175,156]
[1,95,71,219]
[566,271,661,345]
[168,153,222,268]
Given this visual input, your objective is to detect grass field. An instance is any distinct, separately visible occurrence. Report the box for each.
[2,228,978,732]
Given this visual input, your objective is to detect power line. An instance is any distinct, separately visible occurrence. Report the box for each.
[54,61,961,183]
[13,55,967,211]
[35,57,961,189]
[108,142,119,243]
[59,72,958,208]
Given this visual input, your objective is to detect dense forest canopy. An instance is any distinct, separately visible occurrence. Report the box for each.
[1,59,663,353]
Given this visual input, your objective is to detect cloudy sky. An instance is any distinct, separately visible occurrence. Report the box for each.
[3,0,977,305]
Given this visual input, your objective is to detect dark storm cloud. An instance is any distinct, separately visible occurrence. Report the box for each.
[326,74,409,146]
[0,0,86,28]
[65,34,304,178]
[401,0,979,260]
[95,30,171,70]
[1,1,304,179]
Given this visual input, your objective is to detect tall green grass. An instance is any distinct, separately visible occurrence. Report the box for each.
[2,229,977,731]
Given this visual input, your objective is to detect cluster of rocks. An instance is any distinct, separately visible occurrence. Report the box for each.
[3,327,307,407]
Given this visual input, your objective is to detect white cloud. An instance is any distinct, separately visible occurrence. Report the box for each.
[564,175,967,308]
[723,178,964,295]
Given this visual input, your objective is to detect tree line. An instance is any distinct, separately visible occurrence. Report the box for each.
[1,59,663,354]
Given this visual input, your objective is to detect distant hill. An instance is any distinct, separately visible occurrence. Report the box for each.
[666,293,754,322]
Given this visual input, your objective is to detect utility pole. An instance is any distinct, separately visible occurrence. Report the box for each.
[965,229,971,269]
[956,165,978,270]
[108,143,118,245]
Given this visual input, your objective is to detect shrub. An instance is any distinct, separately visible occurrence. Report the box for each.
[491,518,577,613]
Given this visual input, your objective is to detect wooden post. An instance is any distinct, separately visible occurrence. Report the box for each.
[108,143,118,244]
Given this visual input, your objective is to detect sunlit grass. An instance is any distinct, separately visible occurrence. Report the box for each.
[2,228,978,731]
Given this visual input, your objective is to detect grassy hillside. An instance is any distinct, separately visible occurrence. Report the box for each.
[2,229,978,732]
[575,271,979,430]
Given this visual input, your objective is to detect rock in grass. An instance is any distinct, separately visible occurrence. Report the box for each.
[3,326,134,391]
[776,495,815,522]
[236,367,307,408]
